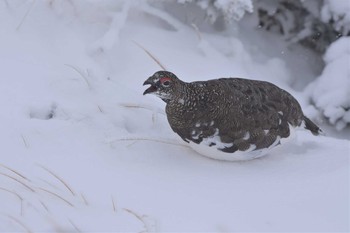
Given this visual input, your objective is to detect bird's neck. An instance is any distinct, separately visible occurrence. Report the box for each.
[168,82,197,106]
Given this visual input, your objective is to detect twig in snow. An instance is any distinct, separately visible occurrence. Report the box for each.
[6,215,32,233]
[16,0,36,31]
[0,163,30,181]
[37,188,74,207]
[39,165,76,196]
[0,172,35,192]
[132,40,167,71]
[65,64,91,89]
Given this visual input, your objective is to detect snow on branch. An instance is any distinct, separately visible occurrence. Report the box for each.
[321,0,350,36]
[89,1,132,53]
[307,37,350,130]
[179,0,253,23]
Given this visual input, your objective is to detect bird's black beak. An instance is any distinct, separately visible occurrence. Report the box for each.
[143,77,157,95]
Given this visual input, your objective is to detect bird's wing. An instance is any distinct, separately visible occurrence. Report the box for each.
[211,78,302,151]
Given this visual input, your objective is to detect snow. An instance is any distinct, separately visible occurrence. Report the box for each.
[306,37,350,130]
[178,0,253,22]
[0,0,349,232]
[214,0,253,21]
[321,0,350,34]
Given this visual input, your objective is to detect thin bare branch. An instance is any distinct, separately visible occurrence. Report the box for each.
[132,40,167,70]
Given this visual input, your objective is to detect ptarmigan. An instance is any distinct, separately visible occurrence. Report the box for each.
[143,71,321,161]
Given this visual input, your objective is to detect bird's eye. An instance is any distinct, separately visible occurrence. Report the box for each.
[163,81,170,86]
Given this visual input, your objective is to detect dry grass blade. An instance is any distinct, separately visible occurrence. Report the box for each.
[65,64,91,89]
[68,218,81,232]
[97,105,103,113]
[40,201,50,213]
[0,187,23,216]
[0,172,35,192]
[39,165,76,196]
[0,163,30,181]
[0,187,23,201]
[80,193,89,206]
[21,134,29,148]
[191,23,202,41]
[16,0,36,31]
[123,208,148,233]
[115,137,187,148]
[37,188,74,207]
[132,40,167,71]
[6,215,32,233]
[111,195,116,212]
[119,103,166,115]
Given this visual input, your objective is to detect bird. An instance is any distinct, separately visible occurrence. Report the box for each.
[143,71,322,161]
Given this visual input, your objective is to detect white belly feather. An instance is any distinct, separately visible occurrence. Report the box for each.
[188,124,298,161]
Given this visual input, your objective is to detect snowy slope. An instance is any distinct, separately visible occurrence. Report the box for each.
[0,1,348,232]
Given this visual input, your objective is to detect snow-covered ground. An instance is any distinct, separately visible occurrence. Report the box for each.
[0,1,348,232]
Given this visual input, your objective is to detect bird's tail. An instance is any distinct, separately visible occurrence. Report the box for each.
[303,116,322,136]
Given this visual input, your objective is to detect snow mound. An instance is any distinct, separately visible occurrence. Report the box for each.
[0,164,155,232]
[321,0,350,34]
[307,37,350,130]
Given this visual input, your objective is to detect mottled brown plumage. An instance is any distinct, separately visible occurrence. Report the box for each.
[143,71,321,159]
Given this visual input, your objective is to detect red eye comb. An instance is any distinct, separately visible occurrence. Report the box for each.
[160,77,171,83]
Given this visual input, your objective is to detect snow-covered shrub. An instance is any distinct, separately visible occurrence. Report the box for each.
[255,0,343,54]
[307,37,350,130]
[321,0,350,37]
[177,0,253,23]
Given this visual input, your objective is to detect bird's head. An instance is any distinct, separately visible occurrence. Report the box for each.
[143,71,182,102]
